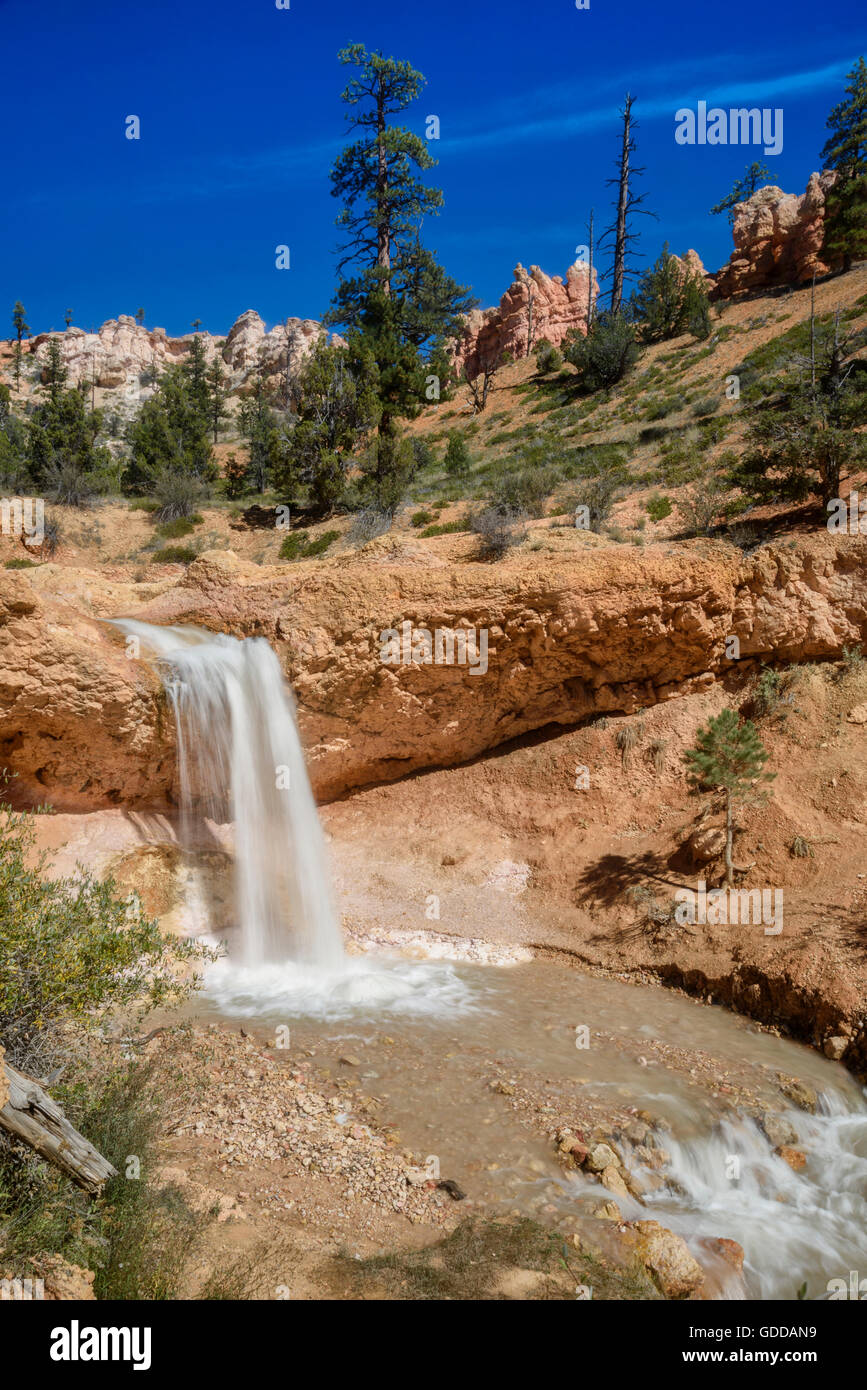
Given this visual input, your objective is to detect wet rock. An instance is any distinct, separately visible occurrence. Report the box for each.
[631,1220,705,1299]
[600,1165,630,1199]
[437,1179,466,1201]
[490,1080,516,1096]
[585,1143,620,1173]
[623,1119,651,1146]
[625,1170,648,1199]
[636,1144,670,1170]
[701,1237,745,1273]
[593,1201,622,1221]
[775,1146,807,1172]
[779,1079,817,1113]
[759,1112,798,1148]
[823,1036,848,1061]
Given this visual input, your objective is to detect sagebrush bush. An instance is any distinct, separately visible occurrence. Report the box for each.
[470,505,526,558]
[44,459,102,508]
[153,468,206,522]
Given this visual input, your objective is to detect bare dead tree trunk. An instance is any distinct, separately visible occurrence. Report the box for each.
[0,1053,117,1195]
[463,353,501,414]
[611,95,633,315]
[724,790,734,888]
[587,208,595,330]
[810,273,816,394]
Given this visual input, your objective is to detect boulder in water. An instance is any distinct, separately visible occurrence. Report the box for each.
[630,1220,705,1299]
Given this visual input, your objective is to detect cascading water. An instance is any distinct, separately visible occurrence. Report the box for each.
[113,618,474,1017]
[113,621,344,969]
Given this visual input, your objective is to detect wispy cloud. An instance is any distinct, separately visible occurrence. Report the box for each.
[443,58,850,155]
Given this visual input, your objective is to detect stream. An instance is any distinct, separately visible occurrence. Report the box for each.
[194,952,867,1301]
[120,617,867,1301]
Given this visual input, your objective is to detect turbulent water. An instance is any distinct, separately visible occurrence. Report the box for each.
[114,621,344,968]
[114,618,867,1299]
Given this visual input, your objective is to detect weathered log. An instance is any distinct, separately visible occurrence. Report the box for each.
[0,1052,117,1194]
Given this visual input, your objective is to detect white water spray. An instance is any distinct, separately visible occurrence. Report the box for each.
[115,621,344,969]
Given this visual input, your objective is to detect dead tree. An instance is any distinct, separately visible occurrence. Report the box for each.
[0,1050,117,1195]
[463,351,503,414]
[600,94,657,314]
[586,208,595,330]
[525,276,536,356]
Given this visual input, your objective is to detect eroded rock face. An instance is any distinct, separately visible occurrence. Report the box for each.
[4,533,866,812]
[452,260,599,379]
[0,1046,8,1112]
[713,172,836,298]
[22,310,338,409]
[0,572,172,810]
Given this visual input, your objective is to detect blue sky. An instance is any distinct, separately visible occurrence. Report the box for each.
[3,0,865,337]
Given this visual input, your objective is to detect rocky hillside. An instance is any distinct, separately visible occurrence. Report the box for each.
[1,309,338,415]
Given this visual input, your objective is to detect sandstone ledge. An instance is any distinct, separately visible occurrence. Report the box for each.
[3,534,866,809]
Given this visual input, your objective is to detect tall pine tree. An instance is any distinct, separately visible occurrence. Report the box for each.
[821,57,867,272]
[327,45,474,511]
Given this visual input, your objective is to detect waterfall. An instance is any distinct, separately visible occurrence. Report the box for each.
[114,620,344,969]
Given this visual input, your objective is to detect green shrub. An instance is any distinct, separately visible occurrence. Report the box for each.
[151,545,198,564]
[645,398,677,421]
[420,518,468,538]
[157,516,195,539]
[490,463,561,516]
[536,339,563,374]
[129,498,160,512]
[564,311,639,392]
[278,529,339,561]
[645,494,673,522]
[0,797,208,1068]
[4,557,37,569]
[411,509,435,528]
[411,438,436,473]
[444,430,472,477]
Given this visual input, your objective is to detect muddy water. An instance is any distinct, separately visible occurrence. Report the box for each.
[194,954,867,1300]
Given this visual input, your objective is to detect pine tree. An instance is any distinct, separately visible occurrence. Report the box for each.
[710,162,772,224]
[43,338,69,409]
[327,45,474,511]
[277,337,378,512]
[12,302,29,392]
[182,334,210,421]
[684,708,774,886]
[563,310,639,392]
[205,354,228,444]
[28,354,110,502]
[631,243,711,342]
[821,57,867,272]
[238,379,281,495]
[135,307,145,326]
[123,364,214,494]
[730,311,867,507]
